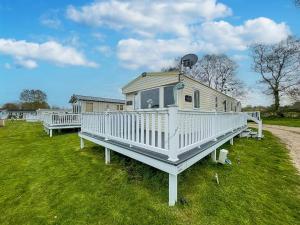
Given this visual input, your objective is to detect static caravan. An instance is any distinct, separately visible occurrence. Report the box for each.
[123,71,241,112]
[69,94,125,113]
[78,71,261,206]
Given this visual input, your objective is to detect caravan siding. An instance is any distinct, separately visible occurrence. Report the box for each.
[180,76,240,112]
[122,72,241,112]
[123,73,178,94]
[125,93,135,111]
[81,101,124,113]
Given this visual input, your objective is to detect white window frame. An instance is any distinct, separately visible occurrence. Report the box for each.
[193,89,200,109]
[139,87,160,109]
[163,84,176,108]
[137,84,177,110]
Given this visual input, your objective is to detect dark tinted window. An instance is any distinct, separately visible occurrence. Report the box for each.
[194,90,200,108]
[164,86,175,107]
[141,88,159,109]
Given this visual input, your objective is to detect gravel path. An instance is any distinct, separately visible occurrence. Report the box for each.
[250,124,300,173]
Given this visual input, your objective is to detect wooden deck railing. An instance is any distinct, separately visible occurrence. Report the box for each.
[43,113,81,126]
[81,107,247,161]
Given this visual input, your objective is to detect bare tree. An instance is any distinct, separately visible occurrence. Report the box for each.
[288,85,300,102]
[162,54,244,97]
[188,54,244,97]
[296,0,300,7]
[161,57,181,72]
[19,89,49,110]
[250,37,300,115]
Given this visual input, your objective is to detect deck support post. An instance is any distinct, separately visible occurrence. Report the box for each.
[211,149,217,162]
[230,138,233,145]
[169,173,177,206]
[258,121,262,140]
[105,147,111,164]
[49,129,52,138]
[80,138,85,149]
[105,110,110,141]
[168,106,179,162]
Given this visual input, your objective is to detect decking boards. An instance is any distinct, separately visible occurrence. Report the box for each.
[80,125,246,166]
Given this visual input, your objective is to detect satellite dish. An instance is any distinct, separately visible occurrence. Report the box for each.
[181,54,198,69]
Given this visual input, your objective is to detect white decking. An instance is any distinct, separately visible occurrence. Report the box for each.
[42,113,81,137]
[79,106,250,205]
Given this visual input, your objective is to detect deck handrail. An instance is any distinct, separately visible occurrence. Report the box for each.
[42,113,81,126]
[245,111,261,121]
[81,107,248,161]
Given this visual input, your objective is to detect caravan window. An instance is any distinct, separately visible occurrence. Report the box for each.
[223,100,227,112]
[164,85,175,107]
[141,88,159,109]
[86,102,93,112]
[134,93,140,110]
[194,90,200,109]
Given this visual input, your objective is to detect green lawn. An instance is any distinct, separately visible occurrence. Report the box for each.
[262,117,300,127]
[0,121,300,225]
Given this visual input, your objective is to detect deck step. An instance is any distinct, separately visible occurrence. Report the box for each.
[240,129,264,139]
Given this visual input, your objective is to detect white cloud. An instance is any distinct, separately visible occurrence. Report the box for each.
[66,0,231,37]
[97,45,113,57]
[4,63,11,69]
[197,17,290,52]
[15,57,38,69]
[232,54,249,61]
[0,38,98,68]
[240,86,293,107]
[117,38,197,70]
[117,17,290,70]
[40,18,61,29]
[240,87,272,106]
[66,1,290,70]
[40,10,62,29]
[92,32,106,41]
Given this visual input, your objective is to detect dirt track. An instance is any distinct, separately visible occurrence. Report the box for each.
[250,124,300,173]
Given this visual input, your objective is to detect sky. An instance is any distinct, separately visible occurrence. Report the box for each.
[0,0,299,108]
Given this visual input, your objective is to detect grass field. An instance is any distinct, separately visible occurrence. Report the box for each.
[262,117,300,127]
[0,121,300,225]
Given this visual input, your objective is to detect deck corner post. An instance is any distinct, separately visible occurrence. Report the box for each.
[49,129,52,138]
[169,173,178,206]
[167,105,179,162]
[230,138,233,145]
[105,110,110,141]
[105,147,110,164]
[258,121,262,140]
[80,137,85,149]
[211,149,217,162]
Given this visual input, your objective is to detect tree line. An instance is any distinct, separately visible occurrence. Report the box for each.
[2,89,50,110]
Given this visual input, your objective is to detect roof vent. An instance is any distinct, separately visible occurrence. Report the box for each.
[141,72,147,77]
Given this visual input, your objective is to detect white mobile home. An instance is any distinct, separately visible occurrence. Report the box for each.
[42,95,125,137]
[78,71,261,206]
[123,71,241,112]
[69,94,125,114]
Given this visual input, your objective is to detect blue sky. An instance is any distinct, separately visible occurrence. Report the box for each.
[0,0,299,107]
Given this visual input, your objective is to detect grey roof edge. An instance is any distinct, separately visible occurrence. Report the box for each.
[69,94,125,104]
